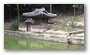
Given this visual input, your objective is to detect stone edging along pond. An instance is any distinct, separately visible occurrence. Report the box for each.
[4,30,84,45]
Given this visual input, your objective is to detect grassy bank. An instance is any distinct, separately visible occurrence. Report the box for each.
[4,34,84,49]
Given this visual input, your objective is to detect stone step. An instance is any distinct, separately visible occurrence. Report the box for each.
[68,30,84,34]
[71,40,84,44]
[45,30,67,35]
[72,37,84,40]
[43,34,67,38]
[31,28,47,33]
[74,33,84,37]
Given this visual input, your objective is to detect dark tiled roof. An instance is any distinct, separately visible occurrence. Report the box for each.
[25,18,34,24]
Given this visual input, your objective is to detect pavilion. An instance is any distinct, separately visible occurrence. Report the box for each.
[22,8,57,31]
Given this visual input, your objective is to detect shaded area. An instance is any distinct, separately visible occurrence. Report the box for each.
[4,4,84,22]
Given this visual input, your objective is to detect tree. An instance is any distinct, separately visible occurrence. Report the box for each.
[50,4,52,13]
[9,5,12,21]
[17,4,20,25]
[73,4,84,13]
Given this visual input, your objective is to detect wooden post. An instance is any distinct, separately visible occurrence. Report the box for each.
[40,19,42,25]
[30,23,32,31]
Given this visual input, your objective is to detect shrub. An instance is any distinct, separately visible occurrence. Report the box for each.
[69,21,76,28]
[9,19,18,31]
[51,25,59,31]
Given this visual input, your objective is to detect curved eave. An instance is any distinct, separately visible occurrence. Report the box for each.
[22,14,57,18]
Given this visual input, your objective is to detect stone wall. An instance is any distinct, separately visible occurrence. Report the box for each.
[4,30,68,43]
[69,33,84,44]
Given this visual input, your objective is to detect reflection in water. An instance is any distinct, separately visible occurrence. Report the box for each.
[66,43,84,49]
[4,35,84,49]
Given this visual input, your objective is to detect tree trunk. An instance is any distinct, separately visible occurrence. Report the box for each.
[17,4,20,24]
[73,4,76,18]
[9,5,12,22]
[50,4,52,13]
[17,4,20,30]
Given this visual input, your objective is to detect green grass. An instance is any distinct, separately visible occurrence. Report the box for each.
[4,34,84,49]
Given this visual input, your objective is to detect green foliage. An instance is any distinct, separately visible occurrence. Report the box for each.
[73,4,84,9]
[59,25,74,31]
[69,21,76,28]
[73,4,84,12]
[59,26,64,30]
[76,4,84,10]
[9,19,18,31]
[51,25,59,31]
[46,26,51,30]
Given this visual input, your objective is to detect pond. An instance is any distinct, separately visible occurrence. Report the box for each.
[4,34,84,49]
